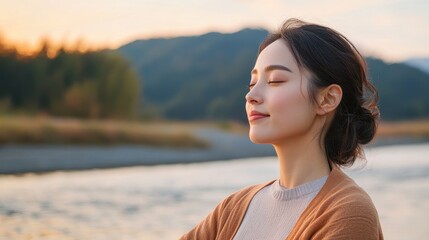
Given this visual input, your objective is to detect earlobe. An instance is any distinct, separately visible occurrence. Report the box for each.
[316,84,342,115]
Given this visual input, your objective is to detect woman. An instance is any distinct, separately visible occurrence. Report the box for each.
[180,18,383,240]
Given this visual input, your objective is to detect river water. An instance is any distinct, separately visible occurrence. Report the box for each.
[0,143,428,240]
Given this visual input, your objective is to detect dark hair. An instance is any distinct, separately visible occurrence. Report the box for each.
[258,18,380,167]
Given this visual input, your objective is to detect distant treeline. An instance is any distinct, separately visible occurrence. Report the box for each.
[0,41,140,119]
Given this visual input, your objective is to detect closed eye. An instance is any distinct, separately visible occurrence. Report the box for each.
[268,81,284,85]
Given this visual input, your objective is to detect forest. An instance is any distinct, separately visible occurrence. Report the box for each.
[0,39,140,119]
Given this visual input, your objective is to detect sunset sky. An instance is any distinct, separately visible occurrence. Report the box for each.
[0,0,427,61]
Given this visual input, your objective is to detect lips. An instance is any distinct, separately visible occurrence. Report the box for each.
[248,110,270,121]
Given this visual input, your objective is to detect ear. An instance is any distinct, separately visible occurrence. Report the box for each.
[315,84,342,116]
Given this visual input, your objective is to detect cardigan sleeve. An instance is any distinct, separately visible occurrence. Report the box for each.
[179,197,227,240]
[179,183,262,240]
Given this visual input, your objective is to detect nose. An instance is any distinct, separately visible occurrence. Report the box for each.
[245,87,262,104]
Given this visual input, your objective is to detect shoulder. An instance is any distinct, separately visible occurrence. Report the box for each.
[305,166,383,239]
[322,167,379,219]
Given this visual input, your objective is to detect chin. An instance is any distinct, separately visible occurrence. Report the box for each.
[249,132,274,144]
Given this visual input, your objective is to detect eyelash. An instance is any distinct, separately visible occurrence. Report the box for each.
[246,81,284,90]
[246,83,255,90]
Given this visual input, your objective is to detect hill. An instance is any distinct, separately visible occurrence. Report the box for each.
[367,57,429,120]
[118,29,429,122]
[404,57,429,74]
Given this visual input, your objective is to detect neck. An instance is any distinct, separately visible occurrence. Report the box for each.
[273,133,331,189]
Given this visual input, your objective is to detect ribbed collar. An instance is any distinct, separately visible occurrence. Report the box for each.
[270,175,328,201]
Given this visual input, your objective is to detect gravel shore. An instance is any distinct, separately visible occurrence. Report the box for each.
[0,128,275,174]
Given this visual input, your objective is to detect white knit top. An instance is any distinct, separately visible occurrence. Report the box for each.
[233,175,328,240]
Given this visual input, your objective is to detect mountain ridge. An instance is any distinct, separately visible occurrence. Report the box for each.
[404,57,429,74]
[117,28,429,121]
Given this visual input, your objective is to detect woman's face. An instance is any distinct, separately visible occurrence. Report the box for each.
[245,39,317,144]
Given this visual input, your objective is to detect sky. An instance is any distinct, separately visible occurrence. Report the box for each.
[0,0,428,61]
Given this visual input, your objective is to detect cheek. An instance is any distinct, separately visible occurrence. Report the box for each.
[271,87,309,116]
[269,85,315,130]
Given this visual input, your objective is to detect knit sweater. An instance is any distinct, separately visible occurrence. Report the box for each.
[180,164,384,240]
[233,175,328,240]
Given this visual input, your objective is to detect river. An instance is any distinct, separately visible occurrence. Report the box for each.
[1,143,428,239]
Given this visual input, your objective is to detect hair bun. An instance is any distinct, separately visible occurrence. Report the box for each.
[353,106,377,144]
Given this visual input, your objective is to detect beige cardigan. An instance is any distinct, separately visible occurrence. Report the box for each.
[180,164,384,240]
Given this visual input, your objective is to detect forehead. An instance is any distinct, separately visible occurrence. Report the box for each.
[254,39,300,74]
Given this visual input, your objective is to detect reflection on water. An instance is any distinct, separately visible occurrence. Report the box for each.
[0,143,428,239]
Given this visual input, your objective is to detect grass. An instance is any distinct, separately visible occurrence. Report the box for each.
[0,115,210,148]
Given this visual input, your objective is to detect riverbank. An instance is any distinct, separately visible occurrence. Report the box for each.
[0,127,275,174]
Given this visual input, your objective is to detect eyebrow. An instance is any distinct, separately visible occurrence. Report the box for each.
[251,64,293,75]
